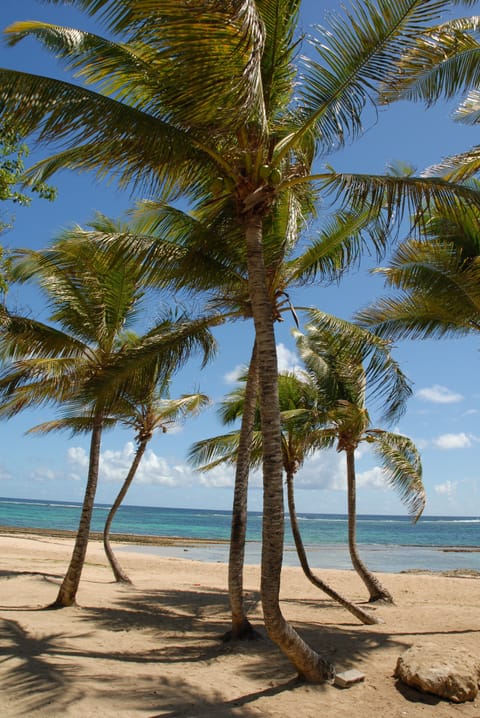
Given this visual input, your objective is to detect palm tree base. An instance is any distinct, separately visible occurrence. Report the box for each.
[45,597,76,609]
[222,618,261,642]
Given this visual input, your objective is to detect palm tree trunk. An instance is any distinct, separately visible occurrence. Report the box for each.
[286,469,379,625]
[244,212,333,682]
[226,341,259,640]
[103,438,148,584]
[50,417,103,608]
[346,448,394,604]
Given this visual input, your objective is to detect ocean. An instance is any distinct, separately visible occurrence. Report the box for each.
[1,496,479,573]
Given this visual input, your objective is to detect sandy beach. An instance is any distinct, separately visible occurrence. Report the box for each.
[0,531,479,717]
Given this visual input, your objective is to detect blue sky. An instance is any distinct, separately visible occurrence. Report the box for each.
[0,0,479,517]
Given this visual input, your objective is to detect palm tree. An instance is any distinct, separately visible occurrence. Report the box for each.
[103,384,209,584]
[294,310,425,602]
[0,0,470,679]
[30,358,210,584]
[0,229,215,607]
[81,193,389,638]
[107,199,390,637]
[189,368,380,625]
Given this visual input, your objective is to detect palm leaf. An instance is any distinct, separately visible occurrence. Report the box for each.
[277,0,454,159]
[379,13,480,105]
[369,429,425,521]
[297,308,412,424]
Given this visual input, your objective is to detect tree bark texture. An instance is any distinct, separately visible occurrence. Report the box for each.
[226,341,259,640]
[50,418,103,607]
[103,439,148,584]
[346,448,394,604]
[245,213,334,682]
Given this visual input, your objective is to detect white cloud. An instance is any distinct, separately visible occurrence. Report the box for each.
[432,433,472,450]
[67,446,88,467]
[136,451,195,487]
[295,450,393,494]
[413,437,429,450]
[66,442,195,487]
[30,467,59,482]
[295,449,346,490]
[276,342,302,374]
[356,466,388,490]
[224,342,301,385]
[0,466,13,481]
[416,385,463,404]
[224,364,245,385]
[198,463,235,488]
[434,480,458,497]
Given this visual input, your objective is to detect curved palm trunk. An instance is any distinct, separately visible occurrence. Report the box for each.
[245,213,333,683]
[346,448,394,604]
[226,342,259,640]
[286,470,379,625]
[103,438,148,584]
[50,417,103,608]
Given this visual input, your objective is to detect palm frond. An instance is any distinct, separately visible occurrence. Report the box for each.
[0,68,217,198]
[370,430,425,521]
[0,312,86,361]
[380,15,480,105]
[83,314,219,409]
[322,170,480,227]
[357,238,480,339]
[188,429,263,471]
[257,0,301,117]
[297,308,412,424]
[19,2,267,131]
[454,87,480,124]
[279,0,453,157]
[289,208,390,284]
[423,146,480,182]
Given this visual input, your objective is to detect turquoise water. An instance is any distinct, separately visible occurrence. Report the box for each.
[1,496,479,573]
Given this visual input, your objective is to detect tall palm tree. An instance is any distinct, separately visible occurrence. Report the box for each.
[189,368,380,625]
[99,199,389,638]
[0,0,470,679]
[0,230,215,607]
[294,310,425,602]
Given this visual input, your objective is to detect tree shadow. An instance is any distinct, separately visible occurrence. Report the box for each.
[2,578,476,716]
[0,569,63,580]
[0,618,85,714]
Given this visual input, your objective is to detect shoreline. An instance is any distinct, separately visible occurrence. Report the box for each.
[0,524,229,546]
[1,523,479,551]
[2,526,480,578]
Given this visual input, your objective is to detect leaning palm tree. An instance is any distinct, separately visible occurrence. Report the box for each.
[103,384,209,583]
[29,356,210,584]
[0,0,472,679]
[0,231,215,607]
[190,368,380,625]
[294,311,425,602]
